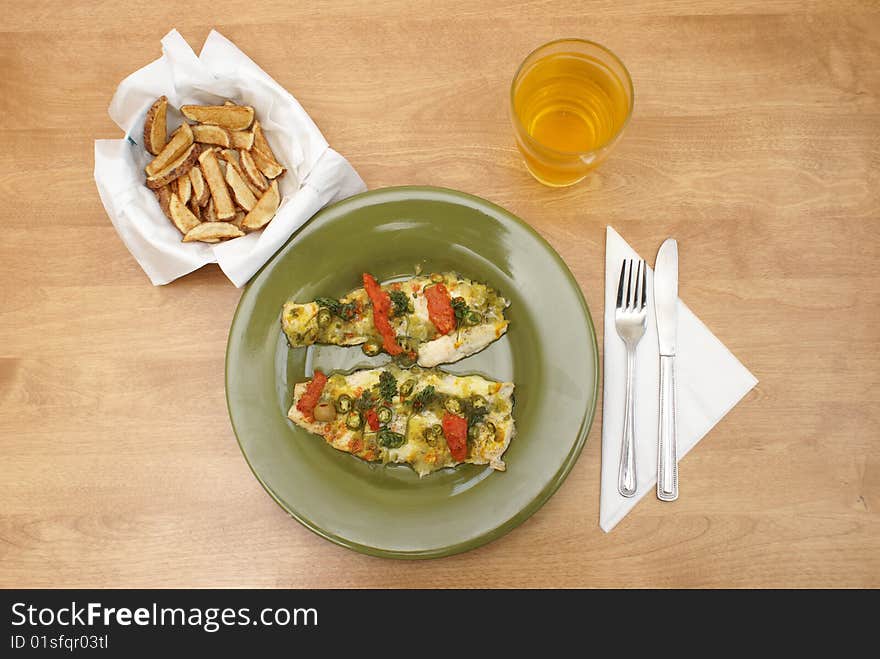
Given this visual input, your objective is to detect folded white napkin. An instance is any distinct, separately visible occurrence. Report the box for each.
[600,226,758,531]
[94,29,366,287]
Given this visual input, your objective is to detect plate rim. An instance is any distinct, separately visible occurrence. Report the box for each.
[225,185,599,559]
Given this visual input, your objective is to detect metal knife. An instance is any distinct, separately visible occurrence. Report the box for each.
[654,238,679,501]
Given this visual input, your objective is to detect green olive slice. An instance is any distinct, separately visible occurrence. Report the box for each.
[362,339,382,356]
[444,397,463,416]
[316,308,332,327]
[335,394,353,414]
[345,411,362,430]
[377,406,393,424]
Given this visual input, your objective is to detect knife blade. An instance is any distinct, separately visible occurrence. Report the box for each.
[654,238,679,501]
[654,239,679,356]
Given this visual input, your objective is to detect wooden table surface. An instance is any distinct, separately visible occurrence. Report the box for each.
[2,0,878,589]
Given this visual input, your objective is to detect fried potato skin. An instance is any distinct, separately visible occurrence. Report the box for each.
[169,192,201,234]
[145,143,200,189]
[145,123,193,177]
[180,105,255,130]
[182,221,244,243]
[198,148,236,220]
[141,102,286,242]
[143,96,167,156]
[192,124,232,147]
[240,149,269,192]
[242,180,280,231]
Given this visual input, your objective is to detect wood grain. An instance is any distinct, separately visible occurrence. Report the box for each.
[1,0,878,588]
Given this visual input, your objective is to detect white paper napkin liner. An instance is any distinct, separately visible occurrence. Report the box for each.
[600,226,758,532]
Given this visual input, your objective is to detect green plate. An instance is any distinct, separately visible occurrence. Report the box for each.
[226,186,598,558]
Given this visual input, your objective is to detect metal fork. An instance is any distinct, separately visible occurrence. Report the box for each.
[615,259,647,497]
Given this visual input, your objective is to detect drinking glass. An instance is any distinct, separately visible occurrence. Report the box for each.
[510,39,634,187]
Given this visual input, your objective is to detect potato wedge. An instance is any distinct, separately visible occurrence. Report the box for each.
[218,149,259,198]
[251,147,285,179]
[229,130,254,150]
[169,192,201,235]
[177,173,191,206]
[192,124,231,148]
[229,210,246,229]
[198,148,236,220]
[218,148,241,169]
[242,180,280,231]
[204,198,217,222]
[145,143,200,189]
[141,103,286,239]
[154,184,173,219]
[188,166,209,207]
[251,121,278,161]
[242,176,263,199]
[145,123,193,177]
[143,96,167,156]
[239,149,268,192]
[183,222,244,243]
[180,105,254,130]
[224,162,258,211]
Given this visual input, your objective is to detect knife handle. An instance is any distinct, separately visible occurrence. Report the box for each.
[657,354,678,501]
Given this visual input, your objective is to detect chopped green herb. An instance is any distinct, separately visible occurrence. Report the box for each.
[354,390,375,412]
[389,290,412,317]
[461,395,489,428]
[378,429,406,448]
[468,405,488,426]
[392,350,417,368]
[411,385,436,411]
[451,297,468,326]
[464,310,482,326]
[315,297,340,313]
[315,297,358,321]
[340,302,358,320]
[378,371,397,402]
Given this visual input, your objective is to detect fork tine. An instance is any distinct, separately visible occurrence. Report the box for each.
[640,259,647,309]
[636,260,645,310]
[632,260,642,311]
[623,260,631,309]
[616,260,627,309]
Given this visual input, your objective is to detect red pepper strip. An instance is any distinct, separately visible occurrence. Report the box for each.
[296,370,327,422]
[442,413,468,462]
[424,283,456,335]
[365,408,380,431]
[362,273,403,355]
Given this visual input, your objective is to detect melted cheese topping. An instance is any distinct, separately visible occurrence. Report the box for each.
[281,273,509,366]
[287,365,515,476]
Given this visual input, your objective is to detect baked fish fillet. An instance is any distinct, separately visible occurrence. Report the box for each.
[288,365,515,477]
[281,272,509,367]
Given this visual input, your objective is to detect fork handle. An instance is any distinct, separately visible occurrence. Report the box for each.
[657,354,678,501]
[617,348,637,497]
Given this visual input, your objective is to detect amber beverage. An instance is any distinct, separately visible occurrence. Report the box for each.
[510,39,633,187]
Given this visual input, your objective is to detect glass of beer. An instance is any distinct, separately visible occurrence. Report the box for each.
[510,39,634,187]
